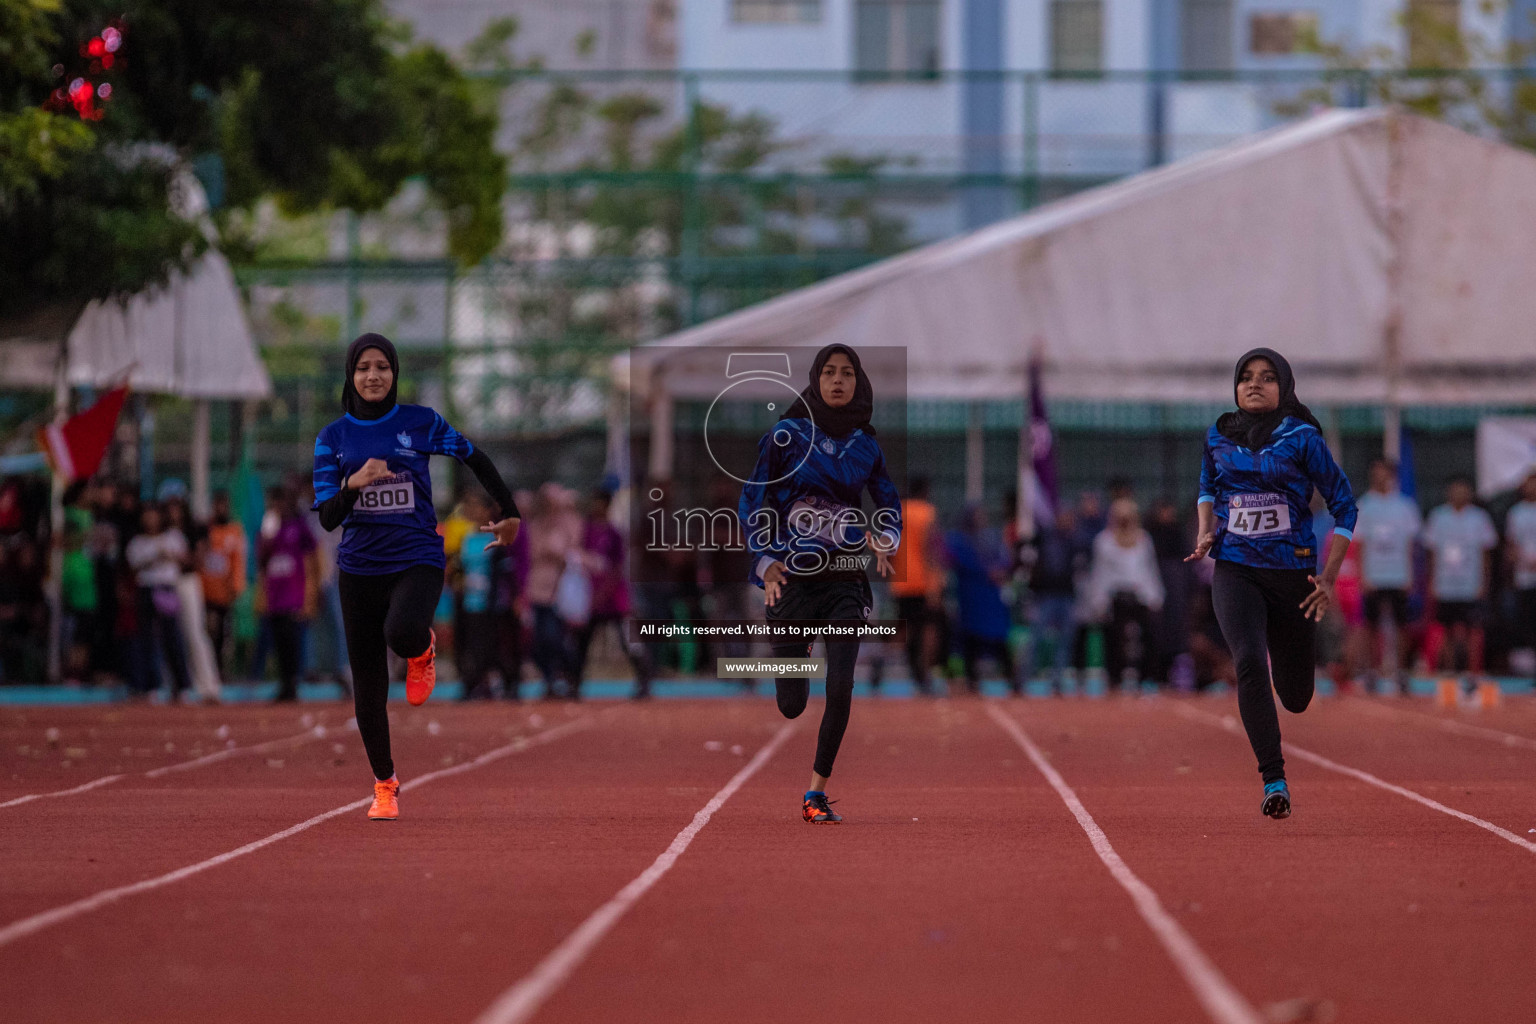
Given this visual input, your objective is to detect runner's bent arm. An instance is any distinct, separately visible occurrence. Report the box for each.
[312,431,361,532]
[427,411,520,522]
[1305,431,1356,585]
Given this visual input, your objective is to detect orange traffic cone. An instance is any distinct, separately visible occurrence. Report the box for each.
[1478,679,1502,710]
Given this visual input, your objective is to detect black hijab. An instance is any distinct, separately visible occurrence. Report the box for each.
[342,333,399,420]
[780,344,876,439]
[1215,347,1321,451]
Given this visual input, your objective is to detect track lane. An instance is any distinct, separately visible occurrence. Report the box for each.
[1026,696,1536,1024]
[0,703,589,922]
[516,699,1218,1024]
[0,704,346,802]
[3,702,785,1024]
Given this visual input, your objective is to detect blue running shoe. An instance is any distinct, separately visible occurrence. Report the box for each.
[1261,779,1291,820]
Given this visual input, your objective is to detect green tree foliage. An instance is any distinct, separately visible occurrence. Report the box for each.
[1288,2,1536,148]
[486,68,909,427]
[0,0,503,322]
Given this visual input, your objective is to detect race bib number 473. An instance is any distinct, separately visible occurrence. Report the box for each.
[1227,493,1291,537]
[356,472,414,514]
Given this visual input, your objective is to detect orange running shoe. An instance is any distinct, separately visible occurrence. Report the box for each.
[406,629,436,706]
[368,777,400,821]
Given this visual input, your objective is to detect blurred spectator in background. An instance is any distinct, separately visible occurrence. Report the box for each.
[890,475,944,695]
[1186,554,1236,690]
[453,489,514,700]
[0,540,43,682]
[301,480,350,695]
[1028,507,1082,693]
[0,478,24,534]
[946,503,1016,694]
[257,484,318,702]
[124,501,193,700]
[632,479,682,676]
[83,481,124,683]
[572,487,651,699]
[1423,475,1498,685]
[702,477,754,688]
[1074,491,1106,549]
[200,489,246,679]
[60,521,96,684]
[1146,498,1192,687]
[161,480,224,703]
[1086,497,1164,689]
[497,488,534,698]
[1071,490,1107,670]
[1355,459,1422,692]
[525,483,581,699]
[1506,471,1536,687]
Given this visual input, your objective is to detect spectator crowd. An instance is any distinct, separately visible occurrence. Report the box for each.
[4,456,1536,699]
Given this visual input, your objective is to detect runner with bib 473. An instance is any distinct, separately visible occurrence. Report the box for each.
[1186,348,1357,821]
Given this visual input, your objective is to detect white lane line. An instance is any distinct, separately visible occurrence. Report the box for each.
[0,720,346,808]
[144,721,345,778]
[986,704,1264,1024]
[0,774,125,809]
[1345,697,1536,753]
[1171,703,1536,857]
[0,716,593,949]
[471,722,796,1024]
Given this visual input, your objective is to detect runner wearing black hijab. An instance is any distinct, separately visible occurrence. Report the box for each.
[739,344,903,823]
[1187,348,1356,819]
[312,333,521,821]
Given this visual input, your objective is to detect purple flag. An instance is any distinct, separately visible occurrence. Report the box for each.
[1029,356,1059,522]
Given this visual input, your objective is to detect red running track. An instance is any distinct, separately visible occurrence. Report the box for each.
[5,694,1536,1023]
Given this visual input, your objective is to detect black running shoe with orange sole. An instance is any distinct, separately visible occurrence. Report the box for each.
[803,793,842,823]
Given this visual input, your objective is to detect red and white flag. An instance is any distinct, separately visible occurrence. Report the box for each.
[36,385,128,483]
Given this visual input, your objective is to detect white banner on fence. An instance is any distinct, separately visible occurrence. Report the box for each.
[1477,418,1536,498]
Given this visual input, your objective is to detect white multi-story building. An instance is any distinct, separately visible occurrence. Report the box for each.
[682,0,1527,232]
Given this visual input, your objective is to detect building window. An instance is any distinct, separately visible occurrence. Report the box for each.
[855,0,942,75]
[1181,0,1234,71]
[1406,0,1462,67]
[1248,11,1317,55]
[1051,0,1103,72]
[731,0,821,23]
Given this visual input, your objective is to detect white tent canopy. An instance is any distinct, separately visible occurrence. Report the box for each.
[66,251,271,398]
[627,107,1536,407]
[0,251,271,399]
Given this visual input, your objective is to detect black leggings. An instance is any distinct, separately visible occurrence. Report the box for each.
[767,575,870,780]
[339,565,443,780]
[1211,560,1316,784]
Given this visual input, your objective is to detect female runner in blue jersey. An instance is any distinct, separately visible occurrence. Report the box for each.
[1186,348,1356,820]
[312,334,521,821]
[740,344,901,824]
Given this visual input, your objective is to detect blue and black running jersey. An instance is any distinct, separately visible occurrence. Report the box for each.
[1199,417,1357,571]
[311,404,473,575]
[738,418,902,587]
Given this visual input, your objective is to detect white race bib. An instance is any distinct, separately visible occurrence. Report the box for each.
[787,497,857,546]
[355,472,414,515]
[1227,493,1291,537]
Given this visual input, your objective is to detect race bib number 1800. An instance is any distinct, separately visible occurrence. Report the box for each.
[356,472,414,514]
[1227,493,1291,537]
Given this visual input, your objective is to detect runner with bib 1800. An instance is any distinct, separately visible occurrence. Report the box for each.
[1186,347,1357,821]
[312,333,521,822]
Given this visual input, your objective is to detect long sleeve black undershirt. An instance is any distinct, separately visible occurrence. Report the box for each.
[315,448,519,533]
[462,448,520,522]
